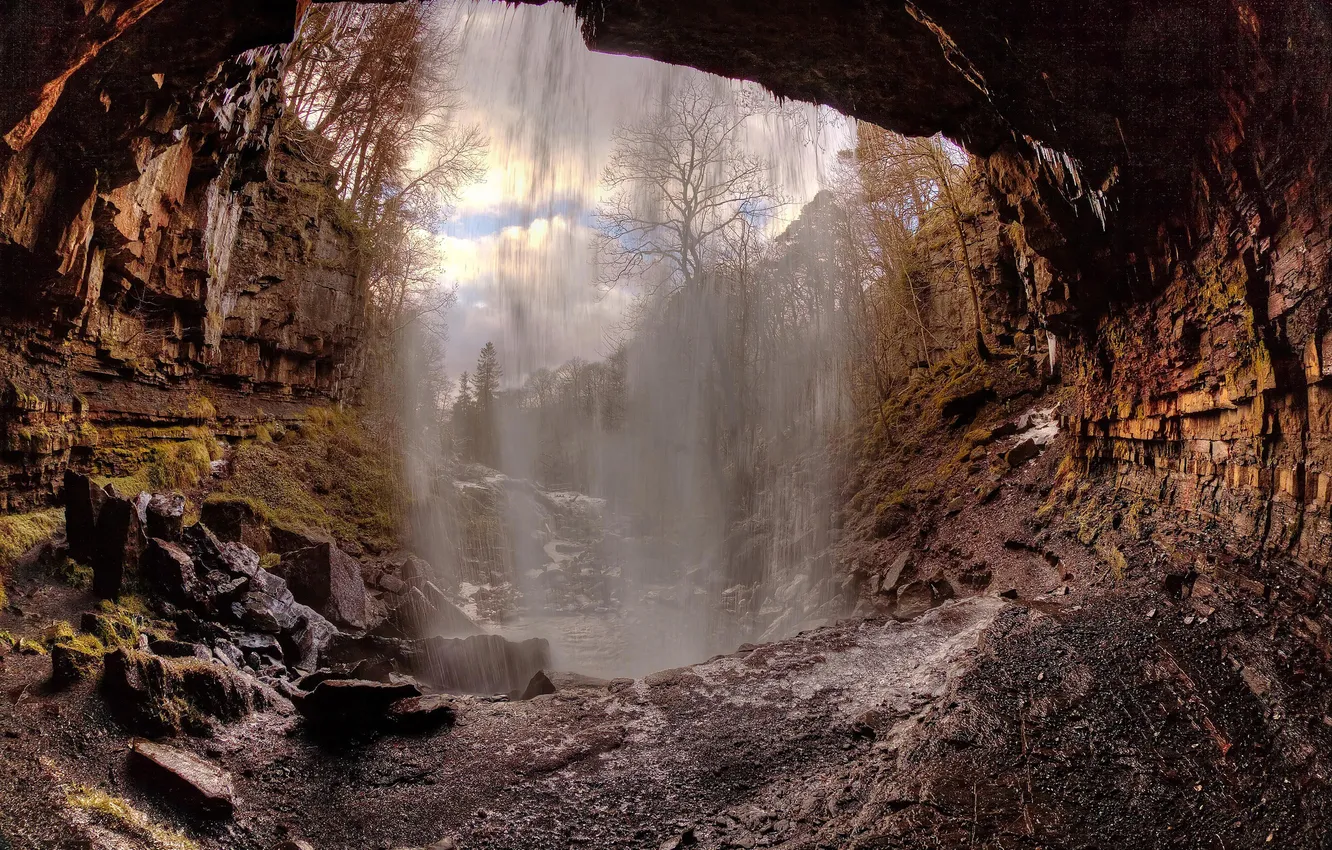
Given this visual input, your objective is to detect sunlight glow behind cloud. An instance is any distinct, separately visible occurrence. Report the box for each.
[433,1,853,383]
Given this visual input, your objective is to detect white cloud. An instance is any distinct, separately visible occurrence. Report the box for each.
[433,0,853,383]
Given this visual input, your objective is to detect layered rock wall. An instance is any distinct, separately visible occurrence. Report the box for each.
[0,3,364,509]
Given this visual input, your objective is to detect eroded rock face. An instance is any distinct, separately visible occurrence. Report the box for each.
[0,5,362,511]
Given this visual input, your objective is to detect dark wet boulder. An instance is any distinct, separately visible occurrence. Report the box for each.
[325,632,552,695]
[145,493,186,541]
[273,542,368,630]
[386,694,458,733]
[90,489,147,599]
[63,470,106,564]
[128,739,236,817]
[517,669,556,700]
[143,539,201,607]
[296,678,422,729]
[1004,437,1040,468]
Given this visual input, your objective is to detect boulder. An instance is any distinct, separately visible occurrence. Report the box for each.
[894,581,936,621]
[517,669,556,700]
[63,470,106,564]
[200,497,271,553]
[376,584,481,640]
[128,739,236,817]
[146,493,187,541]
[323,632,550,695]
[269,523,334,555]
[416,634,551,695]
[142,539,200,607]
[274,543,367,630]
[377,572,407,595]
[386,694,458,732]
[399,554,433,589]
[50,641,104,684]
[269,842,316,850]
[296,678,422,729]
[103,648,268,736]
[91,489,147,599]
[1004,437,1040,468]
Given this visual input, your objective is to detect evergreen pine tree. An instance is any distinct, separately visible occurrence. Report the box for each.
[472,343,503,466]
[452,371,474,459]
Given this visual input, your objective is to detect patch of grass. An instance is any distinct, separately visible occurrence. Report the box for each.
[66,784,200,850]
[1096,541,1129,583]
[93,428,217,495]
[0,509,63,570]
[209,407,405,554]
[55,556,94,590]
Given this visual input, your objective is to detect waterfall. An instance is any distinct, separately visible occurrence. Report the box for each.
[399,0,856,678]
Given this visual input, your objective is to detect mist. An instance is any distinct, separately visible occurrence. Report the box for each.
[400,0,858,677]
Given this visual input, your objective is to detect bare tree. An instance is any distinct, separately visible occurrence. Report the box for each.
[595,79,783,306]
[284,2,486,341]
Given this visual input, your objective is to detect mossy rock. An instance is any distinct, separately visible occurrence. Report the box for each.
[51,638,105,685]
[101,648,271,737]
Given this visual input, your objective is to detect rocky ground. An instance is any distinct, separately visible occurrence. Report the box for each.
[2,387,1331,849]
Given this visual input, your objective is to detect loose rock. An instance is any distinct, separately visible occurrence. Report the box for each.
[128,739,236,817]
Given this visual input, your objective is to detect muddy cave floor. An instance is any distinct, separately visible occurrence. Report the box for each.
[4,451,1332,848]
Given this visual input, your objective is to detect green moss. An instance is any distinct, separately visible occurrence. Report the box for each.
[259,552,281,570]
[1096,541,1128,583]
[55,556,94,590]
[212,406,404,553]
[0,509,63,569]
[66,784,200,850]
[95,433,214,495]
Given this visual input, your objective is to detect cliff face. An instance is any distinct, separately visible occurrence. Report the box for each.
[0,2,363,509]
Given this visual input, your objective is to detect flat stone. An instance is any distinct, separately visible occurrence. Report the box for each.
[128,739,236,817]
[879,551,911,594]
[149,639,212,661]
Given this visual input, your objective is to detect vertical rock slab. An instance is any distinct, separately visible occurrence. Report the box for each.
[63,470,105,564]
[91,488,146,599]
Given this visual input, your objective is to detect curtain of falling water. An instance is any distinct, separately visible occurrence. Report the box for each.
[403,0,855,678]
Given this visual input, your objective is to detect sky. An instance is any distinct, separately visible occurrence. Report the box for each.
[434,1,854,385]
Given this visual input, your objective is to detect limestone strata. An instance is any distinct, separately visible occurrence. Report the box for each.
[0,5,363,510]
